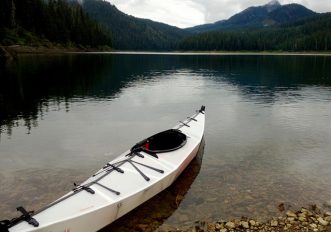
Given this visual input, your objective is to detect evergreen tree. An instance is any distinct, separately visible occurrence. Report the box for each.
[0,0,112,47]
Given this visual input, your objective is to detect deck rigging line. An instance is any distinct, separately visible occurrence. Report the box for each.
[32,150,165,215]
[176,106,202,130]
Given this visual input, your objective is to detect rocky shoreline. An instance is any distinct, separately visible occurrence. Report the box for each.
[164,206,331,232]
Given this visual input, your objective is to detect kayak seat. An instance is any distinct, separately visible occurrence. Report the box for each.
[132,129,187,153]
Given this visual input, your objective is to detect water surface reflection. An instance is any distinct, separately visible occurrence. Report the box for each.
[1,54,331,227]
[1,54,331,136]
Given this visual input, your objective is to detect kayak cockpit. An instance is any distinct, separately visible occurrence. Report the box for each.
[132,129,187,154]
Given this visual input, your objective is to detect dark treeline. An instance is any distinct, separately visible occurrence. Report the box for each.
[82,0,189,50]
[179,13,331,51]
[0,0,112,47]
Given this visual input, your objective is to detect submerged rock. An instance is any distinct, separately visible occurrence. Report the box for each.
[317,217,328,226]
[225,221,235,229]
[249,219,256,226]
[286,210,297,218]
[270,220,278,227]
[240,221,249,228]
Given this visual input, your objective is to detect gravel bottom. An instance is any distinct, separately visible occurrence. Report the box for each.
[162,206,331,232]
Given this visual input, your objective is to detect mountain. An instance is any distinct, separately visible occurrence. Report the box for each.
[180,13,331,51]
[82,0,190,50]
[187,1,317,33]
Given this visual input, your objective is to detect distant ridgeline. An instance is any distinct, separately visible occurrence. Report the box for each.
[186,0,317,33]
[180,13,331,51]
[0,0,331,51]
[0,0,112,48]
[183,0,331,51]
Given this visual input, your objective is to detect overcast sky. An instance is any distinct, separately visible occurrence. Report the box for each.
[108,0,331,28]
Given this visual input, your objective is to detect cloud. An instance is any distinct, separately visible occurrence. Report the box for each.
[110,0,204,28]
[290,0,331,14]
[109,0,331,28]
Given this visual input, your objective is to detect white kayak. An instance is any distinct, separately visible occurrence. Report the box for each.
[3,106,205,232]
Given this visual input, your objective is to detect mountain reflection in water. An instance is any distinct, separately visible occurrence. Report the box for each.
[1,54,331,136]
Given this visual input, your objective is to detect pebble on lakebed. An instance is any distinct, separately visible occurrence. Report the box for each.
[165,206,331,232]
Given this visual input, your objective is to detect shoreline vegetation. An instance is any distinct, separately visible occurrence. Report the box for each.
[0,45,113,59]
[1,45,331,60]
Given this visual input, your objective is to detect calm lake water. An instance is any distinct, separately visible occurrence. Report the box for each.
[1,53,331,230]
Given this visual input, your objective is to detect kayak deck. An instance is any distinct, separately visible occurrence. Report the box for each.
[7,107,205,232]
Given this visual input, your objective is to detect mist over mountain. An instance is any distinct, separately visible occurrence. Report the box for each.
[187,0,317,33]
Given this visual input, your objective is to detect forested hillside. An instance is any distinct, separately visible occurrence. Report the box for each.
[0,0,112,47]
[82,0,190,50]
[179,13,331,51]
[0,0,330,52]
[187,1,316,33]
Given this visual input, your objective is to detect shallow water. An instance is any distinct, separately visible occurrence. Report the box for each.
[0,54,331,229]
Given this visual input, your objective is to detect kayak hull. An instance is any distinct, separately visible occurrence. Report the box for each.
[9,107,205,232]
